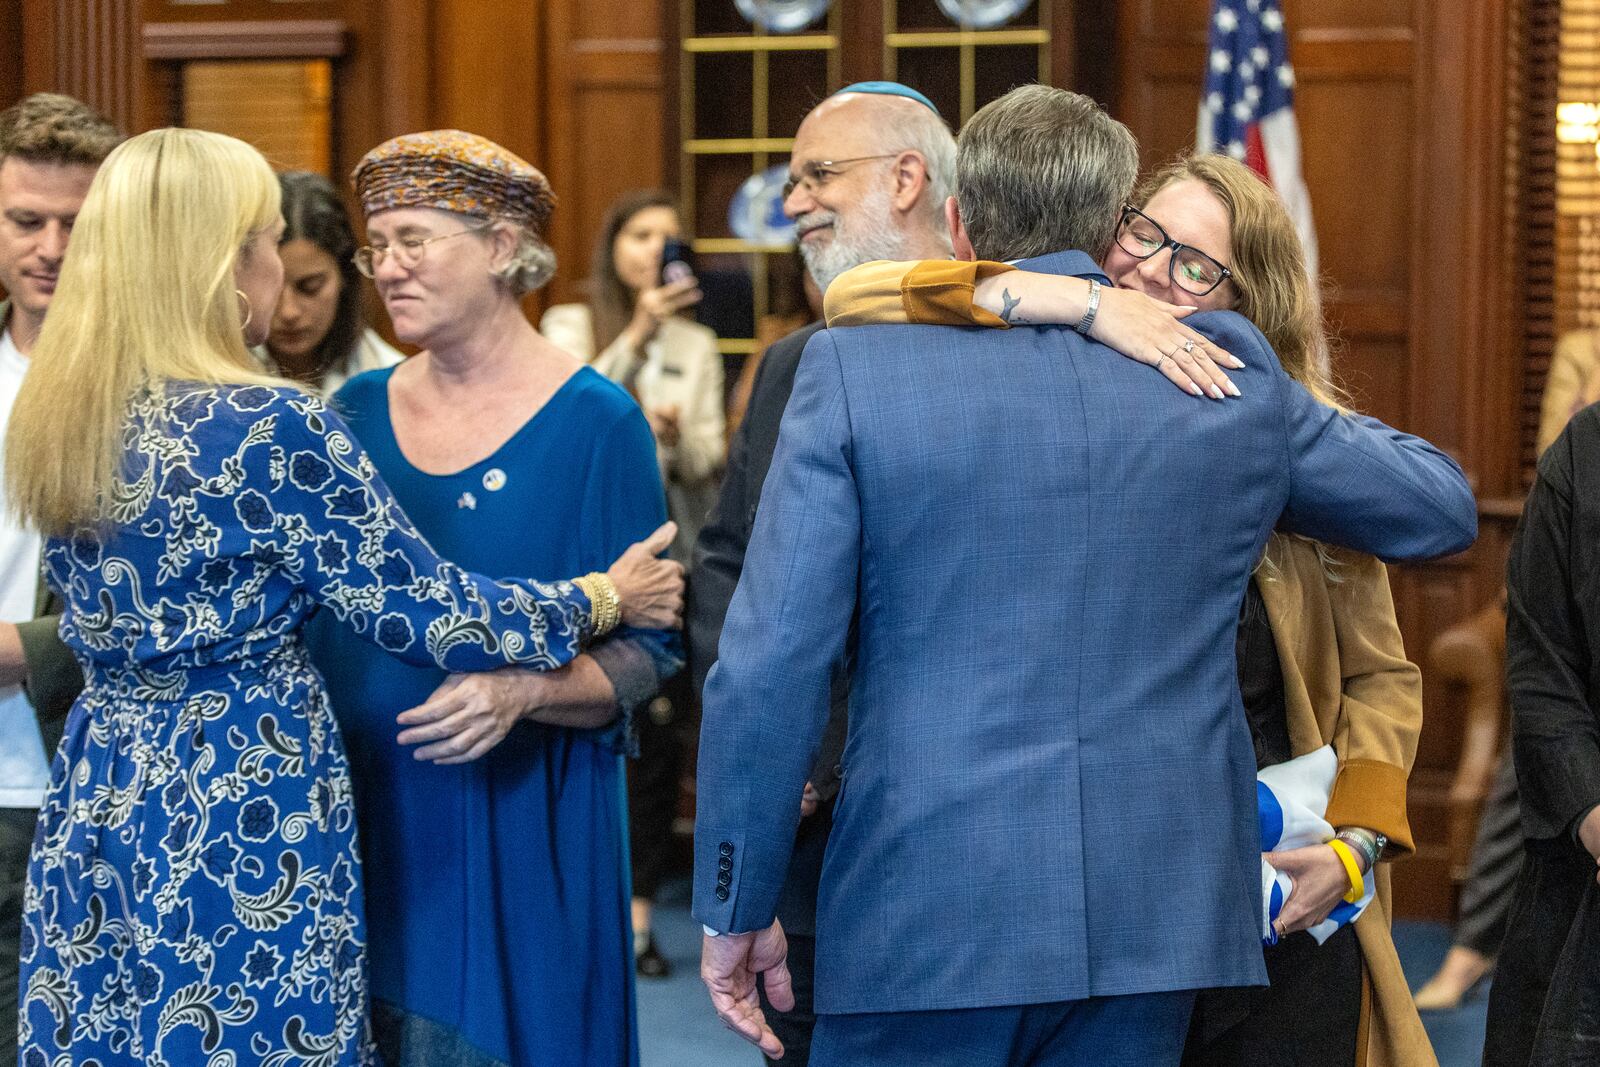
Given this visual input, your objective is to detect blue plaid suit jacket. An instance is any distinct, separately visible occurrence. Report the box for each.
[694,250,1476,1014]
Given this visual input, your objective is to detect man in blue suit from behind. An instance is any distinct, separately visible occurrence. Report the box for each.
[694,85,1478,1066]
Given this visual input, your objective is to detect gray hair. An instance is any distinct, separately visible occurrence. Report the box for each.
[955,85,1138,261]
[880,102,956,233]
[492,221,557,295]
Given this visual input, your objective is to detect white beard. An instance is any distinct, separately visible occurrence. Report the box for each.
[796,184,915,292]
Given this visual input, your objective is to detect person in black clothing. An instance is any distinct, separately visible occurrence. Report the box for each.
[686,81,957,1067]
[1483,402,1600,1066]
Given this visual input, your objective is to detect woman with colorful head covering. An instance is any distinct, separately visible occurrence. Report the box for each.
[7,127,681,1066]
[307,130,683,1066]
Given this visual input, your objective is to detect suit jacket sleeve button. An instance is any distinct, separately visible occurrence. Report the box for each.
[717,870,732,887]
[715,886,730,901]
[718,856,733,872]
[719,841,734,857]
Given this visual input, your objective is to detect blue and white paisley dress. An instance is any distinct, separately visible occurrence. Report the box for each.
[17,383,594,1067]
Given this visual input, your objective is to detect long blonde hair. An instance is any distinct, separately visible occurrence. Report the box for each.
[6,128,285,535]
[1136,154,1345,409]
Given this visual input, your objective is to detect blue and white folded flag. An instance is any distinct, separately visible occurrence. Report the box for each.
[1257,745,1376,946]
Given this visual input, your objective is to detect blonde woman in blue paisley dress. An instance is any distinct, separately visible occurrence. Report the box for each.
[3,128,683,1066]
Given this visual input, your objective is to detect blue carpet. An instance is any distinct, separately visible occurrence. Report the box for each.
[637,884,1489,1066]
[1393,920,1489,1067]
[638,879,761,1067]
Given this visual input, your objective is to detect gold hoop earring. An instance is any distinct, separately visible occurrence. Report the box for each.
[235,288,253,332]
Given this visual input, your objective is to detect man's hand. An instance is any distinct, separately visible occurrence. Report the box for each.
[1265,844,1355,935]
[701,920,793,1058]
[395,669,541,764]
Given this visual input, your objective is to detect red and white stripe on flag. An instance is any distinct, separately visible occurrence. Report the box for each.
[1197,0,1318,282]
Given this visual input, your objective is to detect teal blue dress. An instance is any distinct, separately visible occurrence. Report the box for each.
[310,366,677,1066]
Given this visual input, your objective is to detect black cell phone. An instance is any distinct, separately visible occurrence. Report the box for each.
[660,237,696,287]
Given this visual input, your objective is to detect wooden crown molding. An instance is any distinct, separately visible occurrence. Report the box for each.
[143,20,347,61]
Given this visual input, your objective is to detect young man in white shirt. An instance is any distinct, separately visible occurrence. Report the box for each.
[0,92,119,1063]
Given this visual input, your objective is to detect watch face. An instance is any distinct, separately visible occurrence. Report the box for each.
[728,164,797,246]
[934,0,1032,29]
[733,0,832,33]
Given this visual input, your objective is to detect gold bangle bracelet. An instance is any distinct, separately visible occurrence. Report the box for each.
[574,573,620,637]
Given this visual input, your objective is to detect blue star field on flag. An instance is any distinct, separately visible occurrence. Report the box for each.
[1201,0,1295,163]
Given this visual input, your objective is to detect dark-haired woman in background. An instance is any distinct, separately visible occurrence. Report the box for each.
[261,171,402,394]
[543,191,724,978]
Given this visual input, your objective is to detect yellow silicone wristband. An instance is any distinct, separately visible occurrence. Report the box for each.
[1327,838,1365,905]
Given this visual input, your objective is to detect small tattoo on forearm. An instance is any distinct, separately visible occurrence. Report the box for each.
[999,287,1022,324]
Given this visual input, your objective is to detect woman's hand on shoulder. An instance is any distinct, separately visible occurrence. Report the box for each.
[1090,286,1244,400]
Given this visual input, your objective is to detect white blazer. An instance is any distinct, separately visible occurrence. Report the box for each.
[540,303,725,487]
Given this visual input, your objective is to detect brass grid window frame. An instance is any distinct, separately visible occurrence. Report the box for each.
[679,5,843,355]
[675,2,1056,355]
[882,0,1052,125]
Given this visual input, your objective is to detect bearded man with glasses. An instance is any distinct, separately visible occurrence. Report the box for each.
[686,81,956,1067]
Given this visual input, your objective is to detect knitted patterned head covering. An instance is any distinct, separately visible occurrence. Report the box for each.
[352,129,556,232]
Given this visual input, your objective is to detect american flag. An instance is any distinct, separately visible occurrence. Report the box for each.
[1198,0,1318,279]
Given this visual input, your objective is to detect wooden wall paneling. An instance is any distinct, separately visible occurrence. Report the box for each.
[143,19,346,60]
[181,59,334,173]
[1406,0,1499,480]
[354,0,434,152]
[837,0,886,86]
[20,0,140,132]
[430,0,540,160]
[141,0,339,23]
[139,22,346,177]
[543,0,665,307]
[18,0,53,99]
[1,0,23,109]
[1334,337,1409,432]
[1070,0,1120,107]
[138,0,347,134]
[403,0,548,321]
